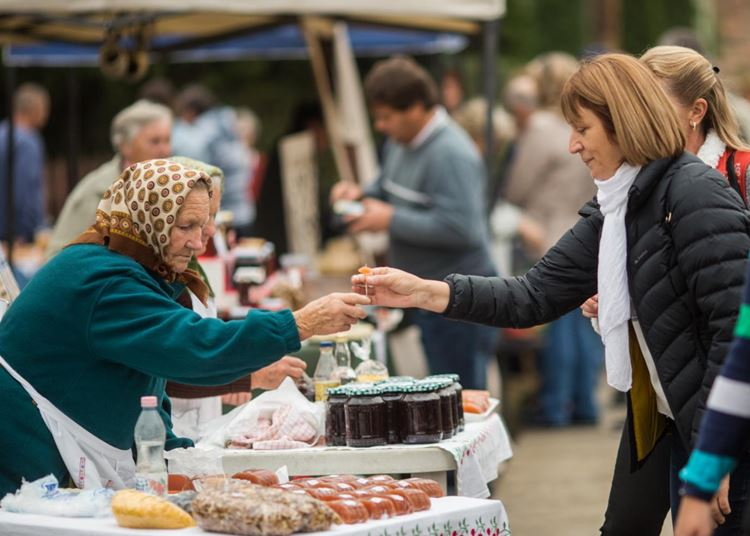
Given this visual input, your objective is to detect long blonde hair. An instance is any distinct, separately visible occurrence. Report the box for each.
[640,45,750,151]
[561,53,685,166]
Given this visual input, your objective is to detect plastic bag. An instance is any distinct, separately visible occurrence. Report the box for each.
[0,474,114,517]
[198,377,324,449]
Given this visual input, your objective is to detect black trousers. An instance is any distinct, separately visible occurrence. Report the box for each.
[600,418,750,535]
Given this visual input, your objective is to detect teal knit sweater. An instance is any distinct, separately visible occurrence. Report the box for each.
[0,244,300,494]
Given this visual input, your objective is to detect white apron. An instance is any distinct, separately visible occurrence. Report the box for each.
[0,355,135,490]
[169,291,222,442]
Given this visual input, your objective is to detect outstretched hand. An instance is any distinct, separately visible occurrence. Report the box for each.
[293,292,370,340]
[351,267,450,313]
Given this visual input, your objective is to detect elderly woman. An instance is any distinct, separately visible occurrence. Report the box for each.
[352,54,750,534]
[164,157,305,440]
[0,159,368,494]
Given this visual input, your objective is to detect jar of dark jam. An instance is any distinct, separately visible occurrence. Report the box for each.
[428,374,464,432]
[345,385,387,447]
[399,382,443,444]
[325,385,349,446]
[431,378,455,439]
[379,382,412,444]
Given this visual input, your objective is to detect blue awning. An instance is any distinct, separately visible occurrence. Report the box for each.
[3,24,467,67]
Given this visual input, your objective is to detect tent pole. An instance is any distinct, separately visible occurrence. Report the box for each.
[4,65,16,264]
[67,70,80,193]
[482,18,499,179]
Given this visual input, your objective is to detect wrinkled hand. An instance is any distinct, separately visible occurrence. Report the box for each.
[675,496,715,536]
[251,356,307,390]
[581,294,599,318]
[711,476,731,525]
[346,198,394,233]
[351,267,450,313]
[293,292,370,340]
[330,181,363,203]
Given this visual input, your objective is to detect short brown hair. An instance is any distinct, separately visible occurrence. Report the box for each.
[641,45,750,152]
[561,53,685,166]
[364,56,438,111]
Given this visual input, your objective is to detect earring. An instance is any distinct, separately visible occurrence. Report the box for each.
[690,121,697,131]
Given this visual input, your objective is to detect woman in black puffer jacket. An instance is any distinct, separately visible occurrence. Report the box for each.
[352,54,750,535]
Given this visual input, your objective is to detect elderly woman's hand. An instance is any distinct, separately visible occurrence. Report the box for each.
[293,293,370,340]
[351,267,450,313]
[250,356,306,390]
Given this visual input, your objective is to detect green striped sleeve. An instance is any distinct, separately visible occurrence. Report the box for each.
[733,303,750,339]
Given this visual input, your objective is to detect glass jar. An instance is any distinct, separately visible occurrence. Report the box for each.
[430,379,455,439]
[345,385,387,447]
[399,382,443,444]
[428,374,463,432]
[379,382,412,444]
[325,386,350,446]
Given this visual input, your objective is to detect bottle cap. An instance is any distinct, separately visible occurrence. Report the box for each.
[320,341,333,348]
[140,395,158,408]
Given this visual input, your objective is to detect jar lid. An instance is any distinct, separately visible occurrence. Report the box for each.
[426,373,460,382]
[432,378,454,389]
[327,385,350,397]
[379,382,413,393]
[348,384,383,396]
[406,381,440,393]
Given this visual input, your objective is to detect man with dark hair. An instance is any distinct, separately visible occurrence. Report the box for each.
[332,56,497,389]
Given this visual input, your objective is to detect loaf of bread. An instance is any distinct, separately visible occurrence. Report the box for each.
[111,489,196,529]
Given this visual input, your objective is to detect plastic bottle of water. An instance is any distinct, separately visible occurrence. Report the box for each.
[133,396,167,496]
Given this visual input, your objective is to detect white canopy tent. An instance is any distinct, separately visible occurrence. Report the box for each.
[0,0,505,259]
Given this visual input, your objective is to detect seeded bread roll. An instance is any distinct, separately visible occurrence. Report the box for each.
[111,489,196,529]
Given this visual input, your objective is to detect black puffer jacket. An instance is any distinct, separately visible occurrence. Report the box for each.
[445,153,750,447]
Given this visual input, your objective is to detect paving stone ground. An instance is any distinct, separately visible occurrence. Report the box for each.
[492,381,673,536]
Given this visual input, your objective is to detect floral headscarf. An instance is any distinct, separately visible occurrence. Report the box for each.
[70,159,213,305]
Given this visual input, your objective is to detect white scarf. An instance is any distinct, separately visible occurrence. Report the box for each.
[696,129,726,168]
[595,163,642,392]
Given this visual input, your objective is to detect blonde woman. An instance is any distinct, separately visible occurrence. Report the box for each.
[353,54,750,534]
[641,45,750,203]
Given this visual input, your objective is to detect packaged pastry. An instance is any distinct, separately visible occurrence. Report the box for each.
[111,489,196,529]
[365,485,395,494]
[192,489,301,536]
[328,482,355,493]
[386,488,431,511]
[231,469,280,487]
[304,487,339,501]
[360,496,396,519]
[398,478,445,498]
[275,483,303,491]
[378,493,412,515]
[325,499,369,524]
[367,475,395,483]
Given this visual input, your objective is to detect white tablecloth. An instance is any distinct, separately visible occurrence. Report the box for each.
[0,496,510,536]
[168,414,513,499]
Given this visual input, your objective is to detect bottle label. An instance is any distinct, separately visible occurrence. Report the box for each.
[134,473,167,496]
[314,380,340,402]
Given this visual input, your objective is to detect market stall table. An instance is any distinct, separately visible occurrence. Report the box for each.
[171,413,512,499]
[0,496,510,536]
